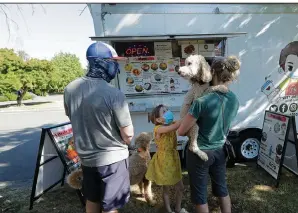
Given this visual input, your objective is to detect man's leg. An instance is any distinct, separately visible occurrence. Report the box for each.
[82,159,130,213]
[186,149,212,213]
[209,149,231,213]
[100,158,130,212]
[218,195,231,213]
[86,200,101,213]
[82,165,104,213]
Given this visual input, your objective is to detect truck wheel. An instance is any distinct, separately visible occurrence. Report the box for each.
[237,130,261,162]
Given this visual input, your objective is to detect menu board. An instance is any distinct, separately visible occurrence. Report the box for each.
[118,57,189,95]
[257,111,290,179]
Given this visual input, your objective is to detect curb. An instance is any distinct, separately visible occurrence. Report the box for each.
[0,101,52,109]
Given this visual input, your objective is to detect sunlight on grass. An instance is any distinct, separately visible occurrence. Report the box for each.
[253,185,274,192]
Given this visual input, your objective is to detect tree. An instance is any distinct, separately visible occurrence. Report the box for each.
[0,48,84,104]
[17,50,30,61]
[51,52,84,92]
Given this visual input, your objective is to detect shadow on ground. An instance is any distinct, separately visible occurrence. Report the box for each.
[0,123,62,187]
[1,164,298,213]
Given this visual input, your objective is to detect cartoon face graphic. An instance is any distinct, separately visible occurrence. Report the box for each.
[279,41,298,79]
[284,54,298,79]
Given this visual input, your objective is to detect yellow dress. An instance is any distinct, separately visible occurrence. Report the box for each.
[145,124,182,186]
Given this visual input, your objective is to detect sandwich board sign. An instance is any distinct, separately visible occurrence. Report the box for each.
[29,122,85,210]
[257,111,298,187]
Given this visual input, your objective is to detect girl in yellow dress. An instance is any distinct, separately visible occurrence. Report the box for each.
[145,104,188,213]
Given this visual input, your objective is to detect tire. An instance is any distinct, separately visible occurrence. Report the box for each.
[236,130,261,162]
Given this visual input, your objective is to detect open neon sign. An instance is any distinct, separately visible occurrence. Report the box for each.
[125,44,151,56]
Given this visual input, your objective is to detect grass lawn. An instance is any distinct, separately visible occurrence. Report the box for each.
[1,163,298,213]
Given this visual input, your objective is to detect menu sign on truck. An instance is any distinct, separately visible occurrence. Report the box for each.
[154,42,173,58]
[119,57,189,95]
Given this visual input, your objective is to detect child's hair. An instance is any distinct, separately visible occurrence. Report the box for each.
[135,132,152,151]
[150,104,165,125]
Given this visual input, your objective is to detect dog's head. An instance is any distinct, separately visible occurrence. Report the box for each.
[177,54,212,84]
[135,132,153,152]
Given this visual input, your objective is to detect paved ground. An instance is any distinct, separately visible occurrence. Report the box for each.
[0,95,69,188]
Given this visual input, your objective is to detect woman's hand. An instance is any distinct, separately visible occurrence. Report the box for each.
[177,113,197,136]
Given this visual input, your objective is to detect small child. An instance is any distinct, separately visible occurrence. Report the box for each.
[145,104,188,213]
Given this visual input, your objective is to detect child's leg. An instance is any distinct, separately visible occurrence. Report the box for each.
[163,185,172,213]
[143,178,156,206]
[138,181,144,196]
[143,178,152,198]
[174,180,184,213]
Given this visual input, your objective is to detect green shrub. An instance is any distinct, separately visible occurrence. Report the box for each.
[0,92,32,102]
[0,96,9,102]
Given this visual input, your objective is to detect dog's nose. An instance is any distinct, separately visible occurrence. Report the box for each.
[177,71,181,75]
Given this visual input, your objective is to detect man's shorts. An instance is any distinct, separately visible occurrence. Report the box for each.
[81,158,130,212]
[186,147,228,205]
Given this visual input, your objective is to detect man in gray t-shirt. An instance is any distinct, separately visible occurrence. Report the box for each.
[64,42,134,213]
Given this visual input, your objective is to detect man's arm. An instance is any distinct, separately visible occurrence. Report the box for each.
[112,92,134,145]
[177,114,197,136]
[120,125,134,145]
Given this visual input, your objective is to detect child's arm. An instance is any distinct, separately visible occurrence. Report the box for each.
[155,120,181,134]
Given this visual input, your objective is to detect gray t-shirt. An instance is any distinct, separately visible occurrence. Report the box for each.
[64,76,132,167]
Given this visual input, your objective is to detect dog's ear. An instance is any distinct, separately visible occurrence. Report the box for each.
[199,55,212,83]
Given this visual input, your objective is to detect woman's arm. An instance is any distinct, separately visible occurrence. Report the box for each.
[177,113,197,136]
[156,120,181,134]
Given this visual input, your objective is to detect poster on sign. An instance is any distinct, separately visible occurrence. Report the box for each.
[181,43,199,58]
[257,111,290,181]
[29,123,84,210]
[49,124,81,172]
[198,44,215,57]
[281,115,298,175]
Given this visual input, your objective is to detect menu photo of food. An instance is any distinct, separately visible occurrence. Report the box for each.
[124,63,133,72]
[159,62,168,72]
[134,84,144,93]
[151,63,158,71]
[167,58,180,73]
[141,63,150,72]
[132,68,142,77]
[126,77,134,85]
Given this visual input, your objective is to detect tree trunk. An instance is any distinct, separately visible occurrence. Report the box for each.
[17,88,28,106]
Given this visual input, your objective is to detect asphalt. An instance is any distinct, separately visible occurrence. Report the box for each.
[0,95,68,188]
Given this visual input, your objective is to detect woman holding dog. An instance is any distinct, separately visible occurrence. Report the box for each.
[178,56,241,213]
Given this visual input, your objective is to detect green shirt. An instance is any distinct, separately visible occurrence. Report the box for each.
[188,91,239,150]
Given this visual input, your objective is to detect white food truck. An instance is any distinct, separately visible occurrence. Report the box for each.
[86,3,298,165]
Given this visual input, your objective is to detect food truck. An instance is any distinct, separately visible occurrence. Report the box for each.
[86,3,298,164]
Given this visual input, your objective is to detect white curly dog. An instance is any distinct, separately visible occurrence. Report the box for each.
[177,55,212,161]
[177,55,228,161]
